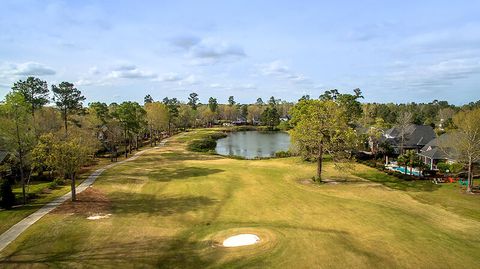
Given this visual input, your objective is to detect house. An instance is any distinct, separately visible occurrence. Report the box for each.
[381,124,436,154]
[232,117,248,126]
[418,133,457,170]
[279,116,290,122]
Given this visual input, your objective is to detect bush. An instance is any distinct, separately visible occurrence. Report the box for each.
[188,138,217,152]
[209,132,228,140]
[1,179,15,209]
[278,121,292,131]
[48,178,66,189]
[275,150,292,158]
[187,132,228,152]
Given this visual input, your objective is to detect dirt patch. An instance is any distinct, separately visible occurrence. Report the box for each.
[298,179,314,185]
[52,187,111,216]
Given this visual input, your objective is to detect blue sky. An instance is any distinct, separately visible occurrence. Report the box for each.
[1,0,479,105]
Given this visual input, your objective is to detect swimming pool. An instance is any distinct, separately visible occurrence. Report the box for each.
[393,166,421,176]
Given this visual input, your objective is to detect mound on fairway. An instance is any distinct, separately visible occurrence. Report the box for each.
[223,234,260,247]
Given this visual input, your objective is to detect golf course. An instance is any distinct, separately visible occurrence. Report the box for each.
[0,129,479,268]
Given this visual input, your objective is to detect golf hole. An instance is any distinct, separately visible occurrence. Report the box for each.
[222,234,260,247]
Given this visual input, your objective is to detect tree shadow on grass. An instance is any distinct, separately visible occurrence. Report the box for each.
[108,192,217,216]
[0,236,218,268]
[105,165,224,182]
[354,172,441,192]
[147,167,224,182]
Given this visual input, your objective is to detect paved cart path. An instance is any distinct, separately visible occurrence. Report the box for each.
[0,140,168,253]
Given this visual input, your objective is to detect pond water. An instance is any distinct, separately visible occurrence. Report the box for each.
[215,131,291,159]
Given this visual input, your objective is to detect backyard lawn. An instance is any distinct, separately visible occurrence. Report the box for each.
[0,129,479,268]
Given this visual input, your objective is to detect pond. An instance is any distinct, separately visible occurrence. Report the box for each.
[215,131,291,159]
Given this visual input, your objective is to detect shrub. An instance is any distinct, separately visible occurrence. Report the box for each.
[275,150,292,158]
[48,178,66,189]
[209,132,228,140]
[0,179,15,209]
[187,132,228,152]
[278,121,292,131]
[188,138,217,152]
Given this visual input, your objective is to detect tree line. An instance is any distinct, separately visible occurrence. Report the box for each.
[1,77,479,209]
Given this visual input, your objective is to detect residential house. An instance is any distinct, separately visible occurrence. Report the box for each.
[418,133,457,170]
[381,124,436,154]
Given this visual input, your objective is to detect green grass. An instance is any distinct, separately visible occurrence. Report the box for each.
[0,157,128,235]
[0,129,479,268]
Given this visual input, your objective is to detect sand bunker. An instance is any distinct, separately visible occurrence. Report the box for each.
[223,234,260,247]
[86,214,111,220]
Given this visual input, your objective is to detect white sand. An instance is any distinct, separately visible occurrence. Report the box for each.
[86,214,111,220]
[222,234,260,247]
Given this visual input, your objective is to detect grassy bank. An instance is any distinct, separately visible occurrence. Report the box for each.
[0,129,479,268]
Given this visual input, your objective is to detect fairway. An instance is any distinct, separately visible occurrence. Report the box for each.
[0,130,479,268]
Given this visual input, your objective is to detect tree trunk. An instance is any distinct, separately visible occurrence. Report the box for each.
[15,117,26,205]
[32,107,37,136]
[150,128,153,147]
[19,155,26,205]
[467,157,472,193]
[71,172,76,201]
[124,129,128,158]
[64,109,68,135]
[316,143,323,181]
[129,137,132,153]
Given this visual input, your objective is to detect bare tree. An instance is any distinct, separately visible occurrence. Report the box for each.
[443,108,480,193]
[397,111,413,155]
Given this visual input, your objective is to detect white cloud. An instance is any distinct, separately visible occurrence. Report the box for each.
[178,74,200,85]
[75,79,95,86]
[209,83,223,89]
[1,61,56,77]
[287,73,309,83]
[169,35,201,49]
[208,83,256,91]
[238,83,256,90]
[385,58,480,91]
[156,72,182,82]
[190,41,245,59]
[260,60,312,85]
[260,60,290,75]
[88,66,101,76]
[108,64,157,79]
[170,35,246,65]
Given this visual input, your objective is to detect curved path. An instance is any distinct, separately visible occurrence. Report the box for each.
[0,139,168,252]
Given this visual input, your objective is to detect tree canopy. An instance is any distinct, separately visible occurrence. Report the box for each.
[290,99,357,181]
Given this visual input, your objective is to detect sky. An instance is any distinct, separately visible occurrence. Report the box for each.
[0,0,479,105]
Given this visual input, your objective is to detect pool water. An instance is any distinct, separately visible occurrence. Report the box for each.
[393,166,421,176]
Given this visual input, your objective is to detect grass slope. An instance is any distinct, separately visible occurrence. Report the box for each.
[0,129,479,268]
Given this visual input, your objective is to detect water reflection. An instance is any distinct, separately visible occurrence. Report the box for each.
[215,131,290,159]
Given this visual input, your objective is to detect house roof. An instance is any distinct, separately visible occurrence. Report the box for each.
[418,147,449,160]
[383,124,436,148]
[419,133,458,160]
[420,133,452,151]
